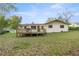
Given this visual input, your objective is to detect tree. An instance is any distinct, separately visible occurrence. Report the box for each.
[47,18,55,22]
[0,4,17,34]
[0,3,17,15]
[57,16,63,20]
[9,16,22,29]
[57,9,74,23]
[0,15,9,33]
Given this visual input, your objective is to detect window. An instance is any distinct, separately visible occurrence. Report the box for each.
[60,25,64,28]
[41,26,44,29]
[31,26,36,29]
[48,25,52,28]
[37,26,40,29]
[24,26,27,29]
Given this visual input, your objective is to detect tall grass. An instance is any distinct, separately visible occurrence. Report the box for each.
[0,31,79,55]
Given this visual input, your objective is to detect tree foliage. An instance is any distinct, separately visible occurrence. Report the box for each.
[0,3,17,15]
[9,16,22,29]
[0,4,17,34]
[0,15,6,28]
[0,15,9,33]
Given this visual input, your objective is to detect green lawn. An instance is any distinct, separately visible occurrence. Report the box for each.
[0,31,79,56]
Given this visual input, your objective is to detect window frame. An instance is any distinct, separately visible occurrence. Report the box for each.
[31,26,36,29]
[60,25,64,28]
[48,25,53,28]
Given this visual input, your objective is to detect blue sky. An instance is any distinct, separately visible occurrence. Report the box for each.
[9,3,79,24]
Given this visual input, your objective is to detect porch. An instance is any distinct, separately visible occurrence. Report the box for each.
[16,28,46,37]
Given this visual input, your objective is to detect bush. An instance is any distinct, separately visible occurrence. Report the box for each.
[0,30,10,34]
[69,27,79,31]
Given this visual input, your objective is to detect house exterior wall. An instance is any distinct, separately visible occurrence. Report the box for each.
[44,22,68,33]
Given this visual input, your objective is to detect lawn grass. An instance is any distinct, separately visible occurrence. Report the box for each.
[0,31,79,55]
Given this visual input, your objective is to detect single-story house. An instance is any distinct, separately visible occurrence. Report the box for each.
[16,19,68,36]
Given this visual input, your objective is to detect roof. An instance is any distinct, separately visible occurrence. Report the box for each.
[18,23,44,26]
[45,19,68,24]
[18,20,68,26]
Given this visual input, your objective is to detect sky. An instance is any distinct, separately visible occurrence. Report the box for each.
[8,3,79,24]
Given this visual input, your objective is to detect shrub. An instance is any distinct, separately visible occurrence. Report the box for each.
[0,29,9,34]
[69,27,79,31]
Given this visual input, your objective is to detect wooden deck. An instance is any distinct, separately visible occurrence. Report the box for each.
[16,29,46,37]
[16,24,46,37]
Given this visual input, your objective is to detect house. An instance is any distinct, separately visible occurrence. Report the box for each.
[16,19,68,36]
[45,20,68,33]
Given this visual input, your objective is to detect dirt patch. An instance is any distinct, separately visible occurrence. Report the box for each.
[0,49,17,56]
[69,49,79,56]
[0,46,52,56]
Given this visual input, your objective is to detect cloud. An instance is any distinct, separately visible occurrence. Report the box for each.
[51,4,64,9]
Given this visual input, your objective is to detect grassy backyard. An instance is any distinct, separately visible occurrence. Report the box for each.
[0,31,79,56]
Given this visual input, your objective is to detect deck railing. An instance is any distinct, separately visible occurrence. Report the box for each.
[17,29,46,34]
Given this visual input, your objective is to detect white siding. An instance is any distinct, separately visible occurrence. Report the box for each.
[45,22,68,33]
